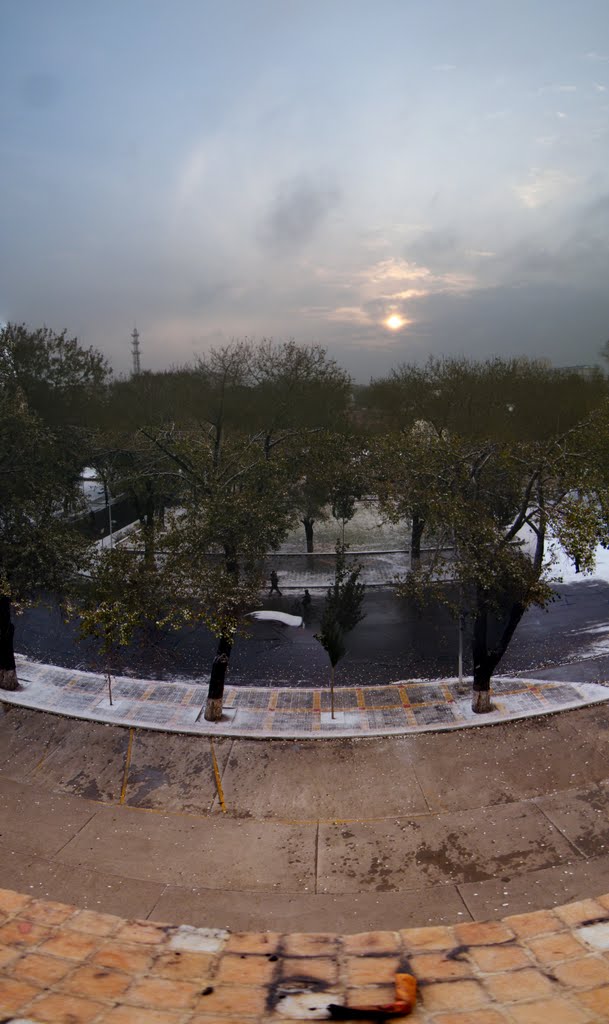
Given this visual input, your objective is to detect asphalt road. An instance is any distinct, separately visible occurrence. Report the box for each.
[14,578,609,686]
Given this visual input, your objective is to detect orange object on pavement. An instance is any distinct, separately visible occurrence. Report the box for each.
[327,972,417,1020]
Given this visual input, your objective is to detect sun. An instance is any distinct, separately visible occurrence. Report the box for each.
[384,313,406,330]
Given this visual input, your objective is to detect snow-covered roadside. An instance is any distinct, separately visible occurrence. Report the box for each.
[517,520,609,585]
[546,538,609,585]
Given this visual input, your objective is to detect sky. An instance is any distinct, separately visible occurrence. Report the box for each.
[1,0,609,380]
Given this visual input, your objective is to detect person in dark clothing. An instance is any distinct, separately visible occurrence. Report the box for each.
[302,589,312,611]
[269,569,282,595]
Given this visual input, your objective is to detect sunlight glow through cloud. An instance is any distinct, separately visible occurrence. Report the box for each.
[384,313,407,330]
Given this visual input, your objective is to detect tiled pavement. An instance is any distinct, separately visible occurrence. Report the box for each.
[2,888,609,1022]
[8,656,609,737]
[8,655,609,737]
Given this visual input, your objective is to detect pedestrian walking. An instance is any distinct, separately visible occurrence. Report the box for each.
[301,587,312,622]
[269,569,282,595]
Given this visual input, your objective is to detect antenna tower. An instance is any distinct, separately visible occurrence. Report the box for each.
[131,327,141,376]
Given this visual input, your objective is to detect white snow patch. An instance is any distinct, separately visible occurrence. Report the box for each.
[576,922,609,950]
[169,925,229,953]
[247,610,304,628]
[547,538,609,584]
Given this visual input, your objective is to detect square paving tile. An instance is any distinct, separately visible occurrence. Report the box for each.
[489,678,530,694]
[232,710,267,730]
[362,687,403,707]
[68,676,103,694]
[537,684,580,704]
[404,684,446,705]
[366,709,408,728]
[499,691,547,714]
[113,681,154,699]
[129,706,177,725]
[272,712,314,731]
[412,704,456,726]
[275,691,315,710]
[320,689,360,710]
[147,685,185,704]
[233,691,272,709]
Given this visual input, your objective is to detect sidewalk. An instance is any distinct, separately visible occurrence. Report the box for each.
[263,550,412,589]
[7,655,609,738]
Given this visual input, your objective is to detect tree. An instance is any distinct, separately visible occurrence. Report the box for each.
[191,341,257,467]
[366,357,608,565]
[0,325,112,689]
[147,426,294,720]
[70,543,175,700]
[374,426,458,568]
[394,409,609,712]
[0,322,111,431]
[331,484,359,546]
[249,339,352,458]
[361,356,608,443]
[315,542,366,717]
[288,432,363,552]
[0,393,88,688]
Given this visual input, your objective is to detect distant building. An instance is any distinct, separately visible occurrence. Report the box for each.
[560,364,603,379]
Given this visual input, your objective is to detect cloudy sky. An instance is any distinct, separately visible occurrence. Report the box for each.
[1,0,608,379]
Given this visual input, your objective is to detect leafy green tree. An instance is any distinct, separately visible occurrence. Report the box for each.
[366,357,608,563]
[0,393,88,688]
[0,322,111,431]
[0,324,113,688]
[287,432,364,552]
[373,425,460,567]
[146,426,294,720]
[315,543,365,717]
[396,409,609,711]
[70,544,175,701]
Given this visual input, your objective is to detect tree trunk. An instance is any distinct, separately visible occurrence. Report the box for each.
[410,512,425,568]
[143,491,155,567]
[213,422,223,469]
[203,635,232,722]
[303,517,314,553]
[0,594,18,691]
[223,544,239,577]
[199,545,240,722]
[471,588,527,713]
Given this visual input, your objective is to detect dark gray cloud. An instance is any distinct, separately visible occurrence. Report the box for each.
[404,283,609,366]
[259,176,341,252]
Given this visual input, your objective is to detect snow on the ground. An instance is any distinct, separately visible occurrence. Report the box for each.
[246,611,304,628]
[278,501,409,553]
[547,538,609,584]
[519,522,609,585]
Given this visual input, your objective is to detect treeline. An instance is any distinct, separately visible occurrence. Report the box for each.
[1,322,609,716]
